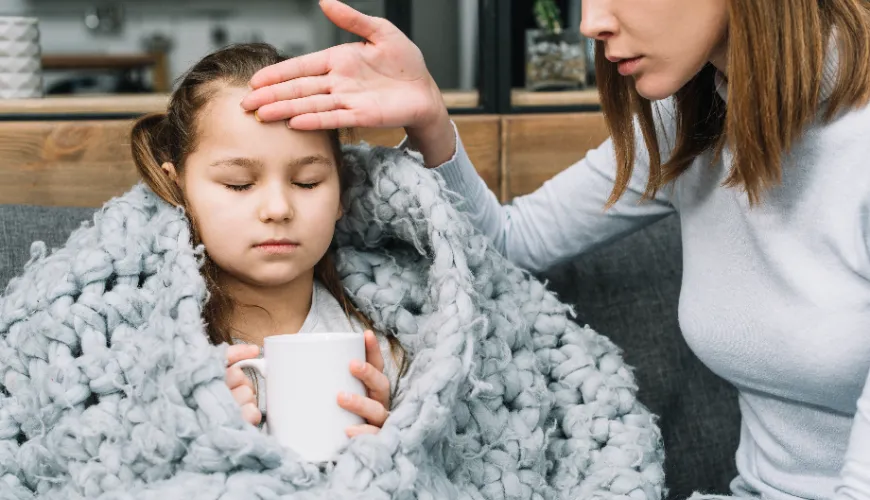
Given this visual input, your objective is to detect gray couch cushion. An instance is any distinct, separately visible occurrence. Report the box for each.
[0,205,97,290]
[542,215,741,499]
[0,205,741,498]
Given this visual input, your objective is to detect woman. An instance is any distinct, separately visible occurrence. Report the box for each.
[239,0,870,499]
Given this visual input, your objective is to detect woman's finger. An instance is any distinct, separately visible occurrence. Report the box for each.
[256,93,344,122]
[240,403,262,426]
[232,384,256,407]
[320,0,396,43]
[226,344,260,365]
[345,424,381,438]
[242,76,332,111]
[287,109,360,131]
[350,360,390,408]
[338,392,390,427]
[363,330,384,373]
[249,49,333,90]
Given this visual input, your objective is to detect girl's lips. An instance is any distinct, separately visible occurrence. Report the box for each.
[617,56,643,76]
[254,242,299,254]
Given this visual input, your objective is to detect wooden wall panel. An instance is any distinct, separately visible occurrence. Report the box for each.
[0,115,501,207]
[502,113,610,199]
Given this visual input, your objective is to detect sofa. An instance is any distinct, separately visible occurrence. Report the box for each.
[0,204,742,499]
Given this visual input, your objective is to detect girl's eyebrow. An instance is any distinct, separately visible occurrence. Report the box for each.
[209,157,262,169]
[209,155,333,169]
[287,154,334,169]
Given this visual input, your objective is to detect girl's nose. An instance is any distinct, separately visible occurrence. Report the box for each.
[258,184,294,223]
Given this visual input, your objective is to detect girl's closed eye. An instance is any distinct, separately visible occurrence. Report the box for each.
[295,182,320,189]
[226,183,254,192]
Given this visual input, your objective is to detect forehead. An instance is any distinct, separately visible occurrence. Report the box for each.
[195,85,334,159]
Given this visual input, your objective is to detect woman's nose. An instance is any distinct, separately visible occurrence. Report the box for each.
[258,185,294,223]
[580,1,618,41]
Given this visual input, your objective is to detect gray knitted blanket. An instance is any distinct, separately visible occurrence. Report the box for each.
[0,145,665,500]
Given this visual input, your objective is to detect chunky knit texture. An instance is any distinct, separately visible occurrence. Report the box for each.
[0,145,665,500]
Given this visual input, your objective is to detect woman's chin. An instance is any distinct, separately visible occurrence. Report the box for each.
[632,74,680,102]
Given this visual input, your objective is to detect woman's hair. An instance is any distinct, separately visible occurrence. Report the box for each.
[597,0,870,206]
[131,43,406,374]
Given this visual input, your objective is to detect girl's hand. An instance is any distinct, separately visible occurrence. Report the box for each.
[226,344,262,426]
[240,0,456,167]
[339,330,392,437]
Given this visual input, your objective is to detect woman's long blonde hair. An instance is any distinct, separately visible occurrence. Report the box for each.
[130,43,406,374]
[597,0,870,206]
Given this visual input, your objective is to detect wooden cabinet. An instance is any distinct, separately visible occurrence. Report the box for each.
[0,106,611,208]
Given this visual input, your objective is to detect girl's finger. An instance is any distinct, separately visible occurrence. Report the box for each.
[241,76,332,112]
[226,344,260,365]
[338,392,390,427]
[345,424,381,438]
[232,384,256,407]
[363,330,385,373]
[225,366,254,390]
[350,360,390,408]
[240,403,262,426]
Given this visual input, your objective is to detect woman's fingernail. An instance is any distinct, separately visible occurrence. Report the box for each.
[350,360,363,371]
[254,110,262,122]
[339,392,351,403]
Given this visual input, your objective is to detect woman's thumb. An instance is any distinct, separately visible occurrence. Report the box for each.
[320,0,393,42]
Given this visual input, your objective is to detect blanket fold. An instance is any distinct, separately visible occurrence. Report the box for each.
[0,145,665,500]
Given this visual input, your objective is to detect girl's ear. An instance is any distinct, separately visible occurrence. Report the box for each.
[336,203,344,221]
[161,162,179,184]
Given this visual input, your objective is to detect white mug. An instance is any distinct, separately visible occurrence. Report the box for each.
[232,332,367,463]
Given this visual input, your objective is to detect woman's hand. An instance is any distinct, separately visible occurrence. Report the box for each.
[240,0,456,167]
[226,344,262,426]
[339,330,392,437]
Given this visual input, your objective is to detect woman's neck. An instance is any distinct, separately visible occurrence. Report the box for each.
[221,270,316,345]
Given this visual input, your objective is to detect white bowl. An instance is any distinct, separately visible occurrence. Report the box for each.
[0,40,39,57]
[0,55,40,73]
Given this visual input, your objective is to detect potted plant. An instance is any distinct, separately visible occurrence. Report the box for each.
[525,0,588,91]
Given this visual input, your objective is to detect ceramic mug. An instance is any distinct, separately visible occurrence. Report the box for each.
[232,332,367,463]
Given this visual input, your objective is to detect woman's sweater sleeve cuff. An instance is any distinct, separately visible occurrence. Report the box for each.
[398,121,487,200]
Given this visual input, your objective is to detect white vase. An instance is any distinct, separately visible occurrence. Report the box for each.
[0,16,42,99]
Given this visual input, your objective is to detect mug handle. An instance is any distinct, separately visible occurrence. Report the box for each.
[232,358,267,378]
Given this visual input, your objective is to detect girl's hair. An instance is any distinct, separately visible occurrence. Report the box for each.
[597,0,870,206]
[131,43,406,374]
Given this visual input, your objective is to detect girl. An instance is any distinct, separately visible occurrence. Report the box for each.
[130,42,406,437]
[240,0,870,499]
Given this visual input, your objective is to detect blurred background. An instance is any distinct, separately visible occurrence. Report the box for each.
[0,0,595,112]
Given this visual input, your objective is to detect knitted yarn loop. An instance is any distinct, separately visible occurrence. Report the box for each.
[0,145,665,499]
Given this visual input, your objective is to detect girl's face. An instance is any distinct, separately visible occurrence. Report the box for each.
[174,85,342,289]
[581,0,729,100]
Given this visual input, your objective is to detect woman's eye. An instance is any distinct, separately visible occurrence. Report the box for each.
[225,184,253,192]
[295,182,319,190]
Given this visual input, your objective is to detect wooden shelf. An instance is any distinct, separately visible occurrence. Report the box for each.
[41,54,161,70]
[511,88,600,107]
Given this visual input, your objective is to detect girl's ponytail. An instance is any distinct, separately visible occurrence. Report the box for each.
[131,112,185,207]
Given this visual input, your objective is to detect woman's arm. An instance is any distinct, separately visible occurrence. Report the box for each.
[836,367,870,499]
[402,111,677,273]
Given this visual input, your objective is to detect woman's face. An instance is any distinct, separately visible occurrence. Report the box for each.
[171,85,342,290]
[581,0,729,100]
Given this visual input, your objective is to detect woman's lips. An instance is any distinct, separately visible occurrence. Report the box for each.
[617,56,643,76]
